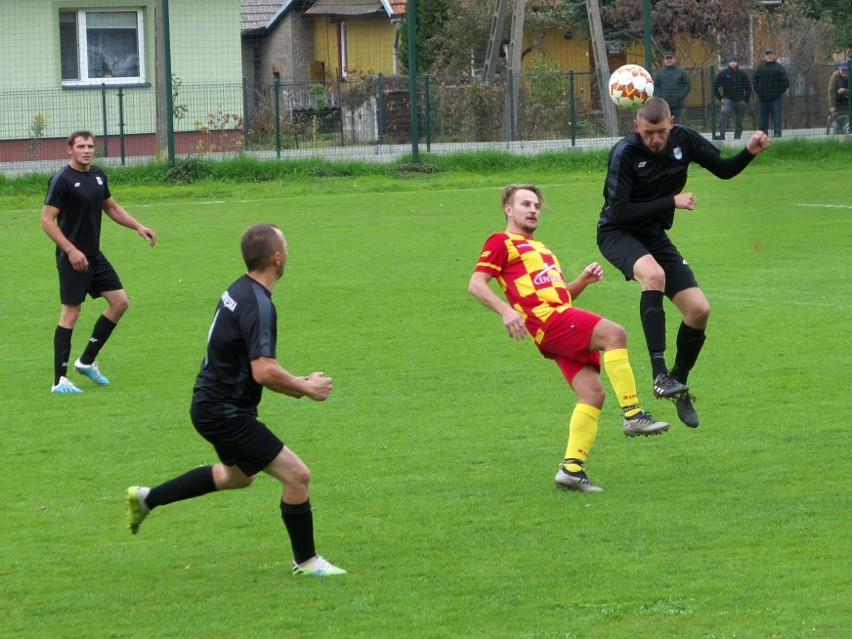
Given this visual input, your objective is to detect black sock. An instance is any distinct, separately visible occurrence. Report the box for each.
[146,466,217,510]
[79,315,117,365]
[640,291,668,377]
[281,499,315,565]
[54,326,74,384]
[670,322,707,385]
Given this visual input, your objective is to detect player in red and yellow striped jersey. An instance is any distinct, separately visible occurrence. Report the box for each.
[469,185,668,493]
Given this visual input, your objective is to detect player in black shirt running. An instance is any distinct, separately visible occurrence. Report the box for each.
[125,223,345,577]
[597,97,768,427]
[41,130,156,393]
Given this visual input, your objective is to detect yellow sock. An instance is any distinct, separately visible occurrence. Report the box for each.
[562,404,601,471]
[603,348,640,417]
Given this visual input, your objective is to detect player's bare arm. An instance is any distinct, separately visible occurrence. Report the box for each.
[566,262,604,299]
[251,356,332,400]
[746,130,769,155]
[468,271,526,340]
[40,204,89,271]
[103,197,157,246]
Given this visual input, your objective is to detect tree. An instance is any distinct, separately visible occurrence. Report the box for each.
[788,0,852,50]
[558,0,752,66]
[400,0,576,75]
[399,0,454,73]
[557,0,849,62]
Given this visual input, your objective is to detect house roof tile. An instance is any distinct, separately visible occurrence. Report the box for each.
[241,0,406,32]
[304,0,389,16]
[387,0,406,17]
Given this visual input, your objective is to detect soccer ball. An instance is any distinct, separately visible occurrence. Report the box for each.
[608,64,654,110]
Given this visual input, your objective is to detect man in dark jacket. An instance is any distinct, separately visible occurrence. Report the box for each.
[713,55,752,140]
[752,48,789,136]
[827,60,849,133]
[653,52,692,122]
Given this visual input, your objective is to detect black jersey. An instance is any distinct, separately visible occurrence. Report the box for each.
[191,274,278,417]
[44,164,111,257]
[598,125,754,235]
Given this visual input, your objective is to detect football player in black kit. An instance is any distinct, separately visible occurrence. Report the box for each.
[125,223,345,577]
[41,130,157,393]
[597,97,769,427]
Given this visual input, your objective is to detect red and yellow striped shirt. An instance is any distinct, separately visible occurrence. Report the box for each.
[474,232,573,341]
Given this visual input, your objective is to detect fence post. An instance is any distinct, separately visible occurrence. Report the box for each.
[425,74,431,152]
[709,66,717,138]
[118,87,126,165]
[407,0,420,163]
[242,79,250,150]
[335,79,345,147]
[377,74,385,145]
[101,83,109,157]
[569,70,576,147]
[505,69,517,142]
[274,79,281,159]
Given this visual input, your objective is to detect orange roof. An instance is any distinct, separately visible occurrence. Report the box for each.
[387,0,406,17]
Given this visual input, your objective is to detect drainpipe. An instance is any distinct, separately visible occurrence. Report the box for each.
[392,19,401,76]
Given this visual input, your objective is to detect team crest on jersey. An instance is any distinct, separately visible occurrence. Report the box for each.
[673,147,683,160]
[96,176,103,185]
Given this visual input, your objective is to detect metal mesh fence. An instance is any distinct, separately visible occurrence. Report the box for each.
[3,63,847,175]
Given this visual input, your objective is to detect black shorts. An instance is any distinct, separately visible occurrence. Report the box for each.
[191,410,285,477]
[597,227,698,298]
[57,251,123,305]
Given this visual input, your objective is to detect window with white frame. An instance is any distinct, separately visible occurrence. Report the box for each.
[59,9,145,86]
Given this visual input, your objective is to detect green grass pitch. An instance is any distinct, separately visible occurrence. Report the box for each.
[1,155,850,638]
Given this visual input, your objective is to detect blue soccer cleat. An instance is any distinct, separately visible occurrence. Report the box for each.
[51,376,83,394]
[74,358,110,386]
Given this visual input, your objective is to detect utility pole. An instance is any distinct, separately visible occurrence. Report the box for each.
[483,0,509,82]
[502,0,525,140]
[585,0,618,137]
[154,0,175,164]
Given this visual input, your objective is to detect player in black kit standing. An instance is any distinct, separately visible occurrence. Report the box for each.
[597,97,768,427]
[41,130,157,393]
[125,223,345,577]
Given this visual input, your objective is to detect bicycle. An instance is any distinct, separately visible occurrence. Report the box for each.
[826,111,850,135]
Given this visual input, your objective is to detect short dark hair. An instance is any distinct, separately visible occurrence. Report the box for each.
[636,96,671,123]
[502,184,543,208]
[67,130,94,147]
[241,223,283,271]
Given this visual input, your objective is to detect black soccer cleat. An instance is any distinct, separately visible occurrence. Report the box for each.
[675,393,699,428]
[653,373,689,399]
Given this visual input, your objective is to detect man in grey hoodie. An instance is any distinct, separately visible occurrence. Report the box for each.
[654,52,692,122]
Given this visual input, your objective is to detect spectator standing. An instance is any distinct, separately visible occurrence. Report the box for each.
[713,55,752,140]
[752,48,789,137]
[827,60,849,132]
[653,52,692,122]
